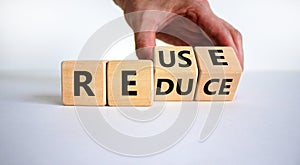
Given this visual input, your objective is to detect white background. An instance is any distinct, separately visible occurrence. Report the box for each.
[0,0,300,71]
[0,1,300,165]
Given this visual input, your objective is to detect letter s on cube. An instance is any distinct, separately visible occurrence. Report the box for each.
[154,46,198,101]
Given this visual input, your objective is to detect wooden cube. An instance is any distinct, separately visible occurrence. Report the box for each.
[61,61,107,106]
[107,60,153,106]
[194,47,243,101]
[154,46,198,101]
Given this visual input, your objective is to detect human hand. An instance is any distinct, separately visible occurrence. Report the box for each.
[114,0,244,69]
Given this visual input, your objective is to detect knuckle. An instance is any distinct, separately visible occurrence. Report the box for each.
[232,28,242,39]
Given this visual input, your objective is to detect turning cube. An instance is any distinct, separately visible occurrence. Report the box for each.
[194,47,243,101]
[107,60,153,106]
[154,46,198,101]
[61,61,107,106]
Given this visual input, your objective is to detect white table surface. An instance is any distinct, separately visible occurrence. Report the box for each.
[0,70,299,165]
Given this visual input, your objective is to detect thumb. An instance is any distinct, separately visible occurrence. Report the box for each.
[134,31,156,60]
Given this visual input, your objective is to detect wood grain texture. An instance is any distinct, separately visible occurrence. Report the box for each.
[194,47,243,101]
[61,61,106,106]
[107,60,153,106]
[154,46,198,101]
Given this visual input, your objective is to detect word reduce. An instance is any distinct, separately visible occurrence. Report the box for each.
[61,46,243,106]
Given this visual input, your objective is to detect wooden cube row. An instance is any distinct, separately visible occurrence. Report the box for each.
[61,46,243,106]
